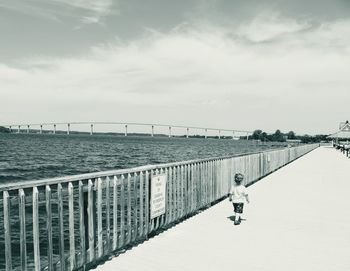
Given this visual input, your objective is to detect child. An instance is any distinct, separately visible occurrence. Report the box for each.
[229,173,249,225]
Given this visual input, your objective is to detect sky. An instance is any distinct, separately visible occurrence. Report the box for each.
[0,0,349,135]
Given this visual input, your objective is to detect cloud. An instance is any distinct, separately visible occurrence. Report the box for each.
[0,0,115,25]
[0,15,349,133]
[53,0,115,24]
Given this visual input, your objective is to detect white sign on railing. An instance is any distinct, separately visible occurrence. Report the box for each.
[150,174,167,219]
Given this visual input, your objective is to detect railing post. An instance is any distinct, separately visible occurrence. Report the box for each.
[9,126,12,133]
[169,126,172,138]
[27,125,30,134]
[106,177,111,252]
[139,172,144,237]
[113,176,118,250]
[40,125,43,134]
[78,181,86,266]
[205,128,207,139]
[90,124,93,135]
[57,184,65,271]
[33,187,40,271]
[125,125,128,136]
[186,128,189,138]
[53,124,56,134]
[218,130,221,139]
[246,131,249,140]
[68,182,76,270]
[232,131,235,140]
[3,191,12,271]
[151,125,154,137]
[67,123,70,135]
[19,189,27,271]
[18,125,20,133]
[87,179,95,262]
[46,186,53,271]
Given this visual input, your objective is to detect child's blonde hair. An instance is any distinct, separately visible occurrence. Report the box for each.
[234,173,244,184]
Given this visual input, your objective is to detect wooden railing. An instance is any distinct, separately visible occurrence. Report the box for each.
[0,144,318,271]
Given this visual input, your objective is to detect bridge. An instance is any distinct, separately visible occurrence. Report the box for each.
[1,144,321,271]
[1,122,252,139]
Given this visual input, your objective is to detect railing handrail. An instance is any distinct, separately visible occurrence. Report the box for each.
[0,146,294,191]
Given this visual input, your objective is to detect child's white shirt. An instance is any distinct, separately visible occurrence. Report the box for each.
[230,184,248,203]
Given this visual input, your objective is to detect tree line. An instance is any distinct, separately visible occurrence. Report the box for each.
[248,129,329,143]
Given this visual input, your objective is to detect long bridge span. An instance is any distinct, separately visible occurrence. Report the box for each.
[2,121,253,138]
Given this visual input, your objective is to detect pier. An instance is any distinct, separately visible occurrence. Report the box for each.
[97,146,350,271]
[0,144,317,271]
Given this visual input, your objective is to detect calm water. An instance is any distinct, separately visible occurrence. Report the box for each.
[0,134,286,270]
[0,133,286,184]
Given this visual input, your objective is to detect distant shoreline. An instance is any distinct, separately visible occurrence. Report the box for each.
[0,126,10,133]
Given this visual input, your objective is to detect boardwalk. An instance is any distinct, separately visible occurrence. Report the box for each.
[96,147,350,271]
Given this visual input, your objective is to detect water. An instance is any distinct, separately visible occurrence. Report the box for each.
[0,133,287,270]
[0,133,286,184]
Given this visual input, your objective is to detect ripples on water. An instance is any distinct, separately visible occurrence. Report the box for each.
[0,133,285,183]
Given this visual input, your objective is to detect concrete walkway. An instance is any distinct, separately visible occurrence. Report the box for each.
[96,147,350,271]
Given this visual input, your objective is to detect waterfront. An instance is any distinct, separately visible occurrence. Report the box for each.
[0,133,291,270]
[0,134,286,184]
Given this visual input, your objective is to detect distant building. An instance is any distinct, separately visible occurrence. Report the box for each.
[327,120,350,141]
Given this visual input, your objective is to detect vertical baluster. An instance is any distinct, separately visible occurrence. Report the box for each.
[153,169,159,230]
[45,186,53,271]
[172,167,177,220]
[33,187,40,271]
[173,166,180,220]
[190,164,194,213]
[133,172,138,241]
[179,165,187,218]
[96,178,103,258]
[3,191,12,271]
[139,172,144,237]
[167,167,173,223]
[68,183,75,270]
[176,166,181,220]
[164,168,170,224]
[180,165,185,217]
[106,177,111,253]
[145,171,150,235]
[112,176,118,250]
[57,184,65,271]
[160,169,166,227]
[78,181,86,267]
[87,180,94,262]
[120,175,125,247]
[127,174,132,244]
[19,189,27,271]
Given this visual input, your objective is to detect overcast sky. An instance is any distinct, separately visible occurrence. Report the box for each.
[1,0,349,134]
